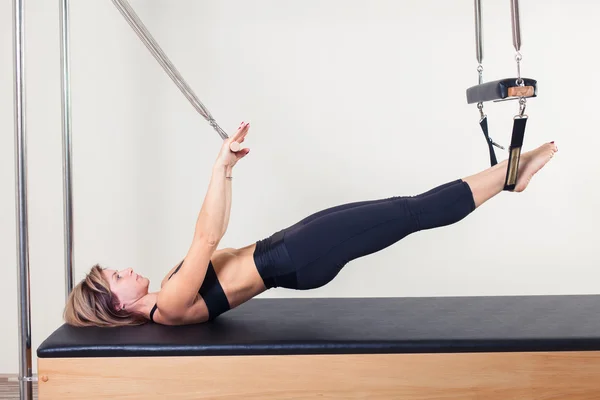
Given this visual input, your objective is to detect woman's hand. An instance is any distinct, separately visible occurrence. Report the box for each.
[216,121,251,169]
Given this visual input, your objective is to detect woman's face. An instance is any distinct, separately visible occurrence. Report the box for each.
[102,267,149,309]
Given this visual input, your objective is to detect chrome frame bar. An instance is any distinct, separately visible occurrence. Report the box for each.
[110,0,229,140]
[13,0,34,398]
[60,0,75,300]
[474,0,483,65]
[510,0,522,52]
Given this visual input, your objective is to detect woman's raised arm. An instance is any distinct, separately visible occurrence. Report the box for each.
[156,122,251,321]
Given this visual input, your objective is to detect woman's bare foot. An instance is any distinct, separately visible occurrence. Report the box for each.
[514,142,558,192]
[462,141,558,208]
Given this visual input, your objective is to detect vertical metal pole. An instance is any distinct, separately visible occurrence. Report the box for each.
[474,0,483,65]
[510,0,522,52]
[59,0,74,299]
[13,0,34,399]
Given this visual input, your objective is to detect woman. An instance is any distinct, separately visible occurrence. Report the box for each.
[64,121,558,327]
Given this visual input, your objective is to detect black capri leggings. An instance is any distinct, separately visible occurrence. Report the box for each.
[253,178,476,290]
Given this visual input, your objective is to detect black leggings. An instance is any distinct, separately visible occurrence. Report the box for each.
[253,179,476,290]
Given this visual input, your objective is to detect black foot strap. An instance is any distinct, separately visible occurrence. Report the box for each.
[503,116,528,191]
[479,116,498,167]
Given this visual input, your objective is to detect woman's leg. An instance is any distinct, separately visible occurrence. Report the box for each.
[286,179,463,230]
[254,181,466,290]
[281,142,557,290]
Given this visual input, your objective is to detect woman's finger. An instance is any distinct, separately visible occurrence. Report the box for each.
[238,123,250,141]
[230,121,250,151]
[235,148,250,158]
[237,127,248,143]
[232,130,249,149]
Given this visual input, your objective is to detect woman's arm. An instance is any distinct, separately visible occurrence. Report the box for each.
[194,163,232,247]
[157,123,251,321]
[221,164,233,238]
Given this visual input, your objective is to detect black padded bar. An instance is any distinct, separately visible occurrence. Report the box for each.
[37,295,600,358]
[466,78,537,104]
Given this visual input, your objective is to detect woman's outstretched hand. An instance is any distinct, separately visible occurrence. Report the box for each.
[216,121,251,169]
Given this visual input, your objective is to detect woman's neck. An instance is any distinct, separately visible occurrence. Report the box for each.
[130,292,159,318]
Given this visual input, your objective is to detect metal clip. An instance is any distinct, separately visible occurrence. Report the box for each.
[477,102,485,121]
[518,97,527,116]
[513,97,528,119]
[490,139,506,150]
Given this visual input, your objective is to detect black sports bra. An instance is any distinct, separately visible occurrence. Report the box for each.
[149,260,230,322]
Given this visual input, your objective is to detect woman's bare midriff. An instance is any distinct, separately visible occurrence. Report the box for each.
[155,244,267,325]
[209,243,268,309]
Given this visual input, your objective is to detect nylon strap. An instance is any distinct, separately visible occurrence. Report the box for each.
[479,116,498,166]
[503,116,528,191]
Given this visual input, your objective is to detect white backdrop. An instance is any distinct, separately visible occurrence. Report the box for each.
[1,0,598,373]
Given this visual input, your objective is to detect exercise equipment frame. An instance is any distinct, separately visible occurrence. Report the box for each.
[12,3,553,400]
[467,0,538,191]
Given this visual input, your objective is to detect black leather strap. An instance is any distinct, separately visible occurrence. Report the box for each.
[479,116,498,167]
[503,116,528,191]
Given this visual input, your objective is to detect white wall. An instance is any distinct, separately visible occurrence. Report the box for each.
[1,0,598,373]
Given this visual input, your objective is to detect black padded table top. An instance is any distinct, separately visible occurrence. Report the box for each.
[37,295,600,358]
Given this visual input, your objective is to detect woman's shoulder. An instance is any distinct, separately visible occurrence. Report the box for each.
[149,292,208,326]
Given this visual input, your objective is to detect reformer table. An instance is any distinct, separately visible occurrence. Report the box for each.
[37,295,600,399]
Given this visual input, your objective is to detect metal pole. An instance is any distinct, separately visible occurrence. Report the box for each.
[13,0,34,399]
[510,0,522,52]
[110,0,229,140]
[60,0,74,299]
[474,0,483,65]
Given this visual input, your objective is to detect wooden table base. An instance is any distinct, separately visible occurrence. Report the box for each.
[38,351,600,399]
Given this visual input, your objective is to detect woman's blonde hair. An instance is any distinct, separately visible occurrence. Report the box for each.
[63,264,147,327]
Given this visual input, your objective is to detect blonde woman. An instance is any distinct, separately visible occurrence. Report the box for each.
[65,121,558,327]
